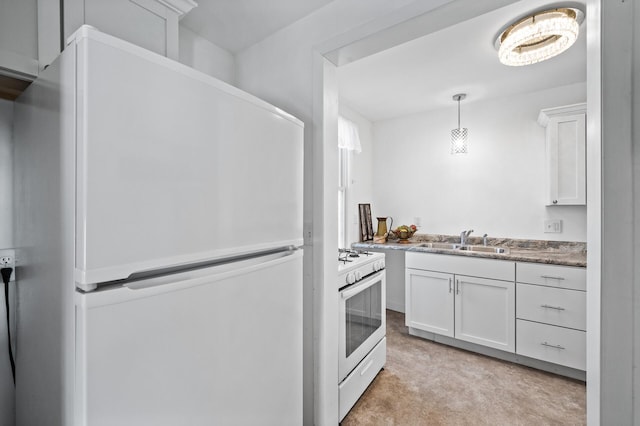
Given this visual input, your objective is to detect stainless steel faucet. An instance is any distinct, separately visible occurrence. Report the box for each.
[460,229,474,246]
[483,233,488,246]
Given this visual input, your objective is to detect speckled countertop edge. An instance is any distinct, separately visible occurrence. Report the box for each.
[352,234,587,268]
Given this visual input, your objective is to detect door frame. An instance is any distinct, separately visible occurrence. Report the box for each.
[311,0,625,424]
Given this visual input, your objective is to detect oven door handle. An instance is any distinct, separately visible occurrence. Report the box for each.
[340,272,383,299]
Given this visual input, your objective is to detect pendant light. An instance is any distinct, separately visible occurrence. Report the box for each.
[451,93,468,155]
[496,8,584,67]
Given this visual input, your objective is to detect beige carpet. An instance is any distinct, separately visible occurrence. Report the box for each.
[341,310,586,426]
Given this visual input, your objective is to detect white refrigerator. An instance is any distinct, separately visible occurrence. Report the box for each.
[13,26,303,426]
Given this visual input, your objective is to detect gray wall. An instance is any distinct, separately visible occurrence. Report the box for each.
[0,99,15,426]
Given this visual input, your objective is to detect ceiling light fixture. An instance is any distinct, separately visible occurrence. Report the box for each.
[451,94,468,155]
[496,7,584,66]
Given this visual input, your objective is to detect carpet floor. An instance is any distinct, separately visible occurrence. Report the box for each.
[341,310,586,426]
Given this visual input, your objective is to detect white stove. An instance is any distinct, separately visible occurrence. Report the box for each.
[338,249,385,289]
[337,248,386,421]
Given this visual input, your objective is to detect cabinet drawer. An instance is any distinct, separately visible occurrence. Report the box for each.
[339,337,386,421]
[516,283,586,331]
[516,263,586,291]
[406,252,514,281]
[516,320,585,370]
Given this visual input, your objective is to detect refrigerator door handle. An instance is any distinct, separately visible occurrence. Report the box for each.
[76,249,302,308]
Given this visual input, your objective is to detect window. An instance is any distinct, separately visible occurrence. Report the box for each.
[338,146,349,249]
[338,116,362,249]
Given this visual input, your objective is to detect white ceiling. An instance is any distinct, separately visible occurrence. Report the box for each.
[181,0,335,53]
[337,0,587,122]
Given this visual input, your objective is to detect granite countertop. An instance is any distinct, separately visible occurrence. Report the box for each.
[352,234,587,267]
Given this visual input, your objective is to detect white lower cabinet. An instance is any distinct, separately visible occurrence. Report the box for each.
[405,253,515,353]
[516,283,586,330]
[455,275,515,352]
[405,253,586,373]
[516,320,586,370]
[515,262,587,371]
[406,269,454,337]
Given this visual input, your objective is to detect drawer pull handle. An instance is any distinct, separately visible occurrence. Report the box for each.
[456,279,460,295]
[540,275,565,280]
[541,304,565,311]
[541,341,565,350]
[360,359,374,376]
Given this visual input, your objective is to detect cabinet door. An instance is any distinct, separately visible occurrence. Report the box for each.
[405,269,454,337]
[0,0,39,83]
[63,0,189,60]
[546,113,586,205]
[454,275,515,352]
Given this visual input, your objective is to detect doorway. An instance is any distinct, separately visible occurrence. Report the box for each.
[313,0,604,424]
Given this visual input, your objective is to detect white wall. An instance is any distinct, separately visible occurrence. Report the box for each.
[236,0,638,424]
[0,99,14,426]
[179,25,235,85]
[234,2,424,424]
[371,82,587,242]
[339,104,374,245]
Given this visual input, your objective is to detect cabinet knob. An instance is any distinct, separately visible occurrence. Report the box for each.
[552,200,558,204]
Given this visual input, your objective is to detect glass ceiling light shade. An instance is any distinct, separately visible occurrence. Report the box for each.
[497,8,583,67]
[451,94,468,155]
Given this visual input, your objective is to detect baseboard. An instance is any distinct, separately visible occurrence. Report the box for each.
[408,327,586,382]
[386,301,405,313]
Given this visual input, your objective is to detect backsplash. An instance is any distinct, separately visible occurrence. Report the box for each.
[409,233,586,252]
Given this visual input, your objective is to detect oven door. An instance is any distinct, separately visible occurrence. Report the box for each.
[339,270,386,382]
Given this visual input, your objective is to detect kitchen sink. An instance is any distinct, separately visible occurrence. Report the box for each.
[415,242,509,254]
[416,242,461,250]
[458,245,510,254]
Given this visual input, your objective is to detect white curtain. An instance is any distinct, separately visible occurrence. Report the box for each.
[338,116,362,153]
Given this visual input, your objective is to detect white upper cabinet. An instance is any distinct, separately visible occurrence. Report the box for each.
[0,0,38,98]
[0,0,197,99]
[64,0,197,60]
[538,103,587,206]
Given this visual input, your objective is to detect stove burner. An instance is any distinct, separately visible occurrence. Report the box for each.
[338,248,377,265]
[338,249,355,264]
[339,248,372,256]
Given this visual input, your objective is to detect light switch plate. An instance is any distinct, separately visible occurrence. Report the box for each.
[544,219,562,233]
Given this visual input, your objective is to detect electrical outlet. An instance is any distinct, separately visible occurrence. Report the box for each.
[0,249,16,281]
[544,220,562,233]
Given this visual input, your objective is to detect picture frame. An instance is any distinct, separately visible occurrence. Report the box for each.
[358,203,374,241]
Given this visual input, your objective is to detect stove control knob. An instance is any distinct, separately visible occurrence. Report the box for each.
[380,260,385,269]
[346,272,356,285]
[355,271,362,281]
[372,261,379,271]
